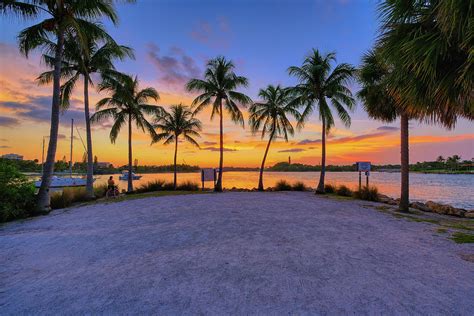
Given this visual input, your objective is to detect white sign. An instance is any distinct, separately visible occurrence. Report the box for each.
[201,168,215,181]
[356,161,371,172]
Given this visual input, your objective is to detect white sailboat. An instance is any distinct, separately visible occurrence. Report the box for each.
[35,119,91,188]
[119,170,142,180]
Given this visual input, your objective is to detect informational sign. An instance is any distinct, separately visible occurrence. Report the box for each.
[356,161,371,172]
[201,168,215,182]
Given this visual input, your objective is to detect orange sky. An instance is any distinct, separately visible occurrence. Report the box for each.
[1,43,473,167]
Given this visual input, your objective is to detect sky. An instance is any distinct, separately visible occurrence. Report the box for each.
[0,0,473,168]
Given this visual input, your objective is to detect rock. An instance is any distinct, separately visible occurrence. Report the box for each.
[425,201,466,217]
[465,211,474,219]
[378,194,398,205]
[410,201,431,212]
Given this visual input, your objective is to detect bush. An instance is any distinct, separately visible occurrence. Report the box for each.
[162,182,175,190]
[94,183,108,197]
[50,187,89,210]
[324,183,336,194]
[0,161,36,222]
[292,181,307,191]
[136,180,165,193]
[275,179,292,191]
[176,180,200,191]
[353,186,379,201]
[336,184,353,197]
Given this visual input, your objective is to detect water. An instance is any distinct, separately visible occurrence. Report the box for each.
[93,171,474,209]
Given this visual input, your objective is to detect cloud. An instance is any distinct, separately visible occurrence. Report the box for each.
[0,145,11,148]
[0,116,19,127]
[202,141,217,146]
[201,146,237,152]
[297,139,322,145]
[377,126,399,131]
[147,43,200,91]
[189,16,232,49]
[297,130,392,146]
[278,148,306,153]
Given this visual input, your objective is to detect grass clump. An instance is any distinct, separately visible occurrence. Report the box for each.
[50,187,89,209]
[324,183,336,194]
[353,186,379,201]
[450,232,474,244]
[176,181,199,191]
[136,180,166,193]
[275,179,292,191]
[292,181,307,191]
[94,183,108,198]
[437,228,447,234]
[335,184,353,197]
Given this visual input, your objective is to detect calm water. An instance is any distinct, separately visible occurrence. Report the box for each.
[93,171,473,209]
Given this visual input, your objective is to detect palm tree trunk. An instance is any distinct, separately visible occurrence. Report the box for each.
[316,118,326,194]
[173,136,178,190]
[84,75,94,199]
[215,98,224,192]
[258,131,274,191]
[127,113,133,192]
[399,113,409,212]
[36,28,65,213]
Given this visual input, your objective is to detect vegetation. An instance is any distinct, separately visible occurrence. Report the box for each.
[353,186,379,202]
[274,180,292,191]
[91,71,163,192]
[38,34,134,199]
[186,56,252,192]
[291,181,307,191]
[324,183,336,194]
[152,104,202,189]
[1,0,123,212]
[335,185,352,197]
[136,180,200,193]
[50,187,89,210]
[288,50,356,194]
[450,232,474,244]
[249,85,299,190]
[0,160,36,222]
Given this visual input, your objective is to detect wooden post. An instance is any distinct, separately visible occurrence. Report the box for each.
[359,171,362,191]
[366,172,369,187]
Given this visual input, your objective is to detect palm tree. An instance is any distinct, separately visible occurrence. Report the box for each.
[288,49,355,194]
[249,85,299,191]
[186,56,252,192]
[378,0,473,127]
[38,36,134,199]
[91,72,163,192]
[152,104,202,189]
[1,0,122,212]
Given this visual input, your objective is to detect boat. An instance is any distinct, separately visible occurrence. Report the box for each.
[35,119,93,188]
[119,170,142,180]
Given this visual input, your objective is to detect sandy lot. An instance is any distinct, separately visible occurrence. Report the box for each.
[1,192,473,314]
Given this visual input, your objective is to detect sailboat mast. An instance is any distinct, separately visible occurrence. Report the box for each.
[70,119,74,177]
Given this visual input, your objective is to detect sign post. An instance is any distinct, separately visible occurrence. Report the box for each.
[356,162,371,190]
[201,168,216,190]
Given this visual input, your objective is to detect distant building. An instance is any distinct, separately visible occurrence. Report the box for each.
[96,162,112,168]
[1,153,23,160]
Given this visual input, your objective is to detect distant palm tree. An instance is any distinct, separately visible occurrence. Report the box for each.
[38,37,134,198]
[1,0,121,212]
[249,85,299,191]
[378,0,473,127]
[288,49,355,194]
[186,56,252,192]
[91,72,163,192]
[152,104,202,189]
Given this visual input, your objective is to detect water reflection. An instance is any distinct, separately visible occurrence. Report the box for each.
[93,171,473,209]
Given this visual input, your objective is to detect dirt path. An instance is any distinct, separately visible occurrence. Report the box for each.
[1,192,473,314]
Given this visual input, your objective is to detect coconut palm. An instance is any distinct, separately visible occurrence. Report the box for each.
[288,49,356,194]
[378,0,473,127]
[37,36,134,199]
[1,0,122,212]
[91,72,163,192]
[249,85,299,191]
[152,104,202,190]
[186,56,252,192]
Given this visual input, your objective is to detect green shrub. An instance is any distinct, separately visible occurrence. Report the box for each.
[353,186,379,201]
[336,184,352,197]
[0,160,36,222]
[275,179,292,191]
[50,187,88,210]
[177,181,200,191]
[136,180,165,193]
[292,181,307,191]
[324,183,336,194]
[94,183,108,197]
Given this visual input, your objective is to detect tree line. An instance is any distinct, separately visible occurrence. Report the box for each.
[1,0,472,214]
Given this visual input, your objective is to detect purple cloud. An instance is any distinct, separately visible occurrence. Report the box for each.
[201,146,237,152]
[278,148,306,153]
[0,116,19,127]
[377,126,399,131]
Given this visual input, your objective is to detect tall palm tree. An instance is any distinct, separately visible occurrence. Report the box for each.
[378,0,473,127]
[38,36,134,199]
[288,49,356,194]
[1,0,122,212]
[152,104,202,190]
[91,72,163,192]
[249,85,299,191]
[186,56,252,192]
